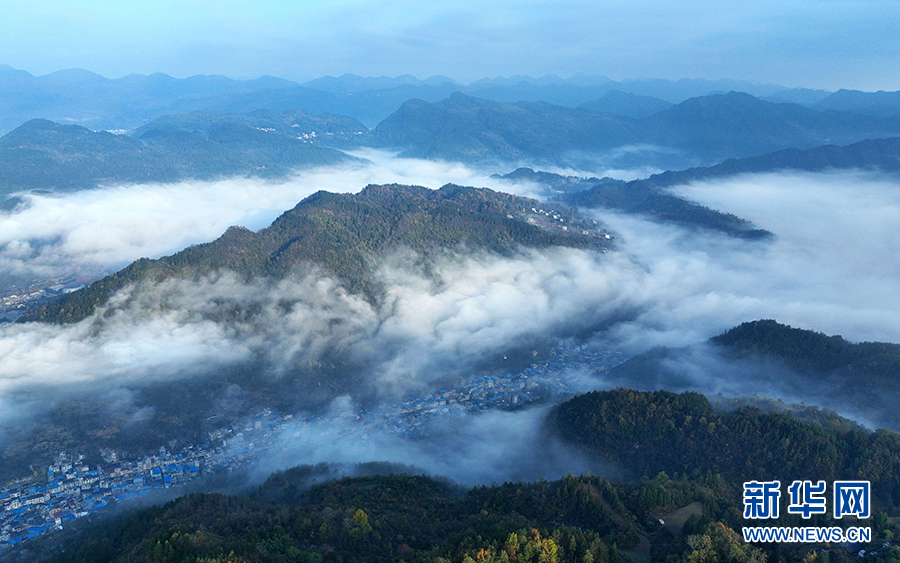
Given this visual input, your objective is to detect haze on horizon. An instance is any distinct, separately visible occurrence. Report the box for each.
[1,0,899,92]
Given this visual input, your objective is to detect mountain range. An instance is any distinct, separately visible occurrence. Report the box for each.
[3,64,900,135]
[3,67,900,563]
[0,114,356,193]
[3,84,900,197]
[373,92,900,168]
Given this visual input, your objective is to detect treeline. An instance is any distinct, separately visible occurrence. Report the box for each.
[712,320,900,377]
[563,180,771,239]
[552,388,900,507]
[15,473,634,563]
[604,319,900,432]
[13,468,779,563]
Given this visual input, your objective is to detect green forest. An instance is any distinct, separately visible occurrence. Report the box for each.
[10,388,900,563]
[606,320,900,431]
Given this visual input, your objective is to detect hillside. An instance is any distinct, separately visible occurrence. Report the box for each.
[24,183,608,324]
[373,93,637,164]
[578,90,673,118]
[0,117,352,193]
[640,92,900,161]
[3,472,645,563]
[604,320,900,431]
[13,389,900,562]
[493,168,771,239]
[565,179,771,239]
[134,109,370,149]
[551,388,900,515]
[647,136,900,187]
[373,92,900,168]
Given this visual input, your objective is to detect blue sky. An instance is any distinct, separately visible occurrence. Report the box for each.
[1,0,898,90]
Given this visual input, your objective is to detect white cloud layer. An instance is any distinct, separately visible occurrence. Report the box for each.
[0,154,510,281]
[0,163,898,482]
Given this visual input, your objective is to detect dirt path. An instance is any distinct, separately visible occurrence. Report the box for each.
[581,484,651,563]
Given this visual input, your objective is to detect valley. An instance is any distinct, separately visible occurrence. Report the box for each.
[0,51,898,562]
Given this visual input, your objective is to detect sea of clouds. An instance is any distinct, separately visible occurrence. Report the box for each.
[0,156,897,483]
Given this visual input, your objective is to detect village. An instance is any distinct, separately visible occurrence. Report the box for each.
[0,342,626,548]
[0,277,87,322]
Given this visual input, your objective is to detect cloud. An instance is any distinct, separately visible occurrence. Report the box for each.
[253,401,602,487]
[0,153,510,283]
[0,163,898,483]
[0,246,632,401]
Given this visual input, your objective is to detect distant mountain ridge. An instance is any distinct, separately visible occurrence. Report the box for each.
[645,136,900,187]
[812,89,900,116]
[0,64,301,133]
[373,91,900,168]
[578,90,673,118]
[12,64,900,136]
[0,113,358,193]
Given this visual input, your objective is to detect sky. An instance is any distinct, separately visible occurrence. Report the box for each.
[0,0,898,90]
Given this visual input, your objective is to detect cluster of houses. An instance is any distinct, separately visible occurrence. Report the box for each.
[0,344,627,549]
[0,277,86,322]
[0,409,296,548]
[375,343,628,435]
[524,207,613,242]
[0,448,201,546]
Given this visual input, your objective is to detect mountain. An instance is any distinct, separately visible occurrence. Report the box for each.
[302,73,460,93]
[578,90,673,118]
[492,167,605,195]
[0,67,301,133]
[641,91,900,162]
[0,119,185,191]
[645,136,900,187]
[647,137,900,186]
[552,388,900,507]
[0,116,353,193]
[611,77,789,102]
[4,184,610,481]
[169,82,463,128]
[492,168,770,239]
[466,76,791,105]
[373,92,637,165]
[15,388,900,563]
[604,320,900,431]
[133,108,371,150]
[24,183,608,324]
[5,471,642,563]
[813,89,900,117]
[764,87,832,106]
[563,179,772,239]
[373,92,900,168]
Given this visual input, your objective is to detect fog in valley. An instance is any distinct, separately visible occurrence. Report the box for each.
[0,156,898,485]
